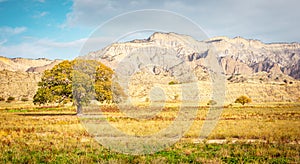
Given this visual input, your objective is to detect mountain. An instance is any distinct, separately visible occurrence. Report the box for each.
[88,32,300,80]
[0,32,299,104]
[0,56,56,72]
[26,60,62,73]
[85,32,300,103]
[0,57,62,101]
[210,36,300,79]
[0,70,42,101]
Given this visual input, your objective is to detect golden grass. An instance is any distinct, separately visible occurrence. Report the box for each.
[76,102,300,144]
[0,102,299,163]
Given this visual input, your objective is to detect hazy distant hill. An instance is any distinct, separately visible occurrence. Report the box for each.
[26,60,62,73]
[0,56,62,73]
[0,57,62,100]
[0,70,42,101]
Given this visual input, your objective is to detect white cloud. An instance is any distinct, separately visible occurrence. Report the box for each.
[63,0,300,42]
[0,42,49,59]
[64,0,114,27]
[37,38,87,48]
[0,39,7,46]
[0,26,27,35]
[64,0,162,27]
[33,11,49,18]
[0,37,89,59]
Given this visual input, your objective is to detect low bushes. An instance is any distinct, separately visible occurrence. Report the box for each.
[6,96,15,103]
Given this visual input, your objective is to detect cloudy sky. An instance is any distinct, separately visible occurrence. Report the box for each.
[0,0,299,59]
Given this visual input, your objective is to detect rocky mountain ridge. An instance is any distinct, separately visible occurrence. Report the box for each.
[88,32,300,80]
[85,32,300,103]
[210,36,300,79]
[0,56,63,73]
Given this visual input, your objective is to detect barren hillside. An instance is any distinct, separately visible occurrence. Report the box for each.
[0,57,62,100]
[86,32,300,104]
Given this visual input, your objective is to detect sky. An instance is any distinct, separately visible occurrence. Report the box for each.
[0,0,299,60]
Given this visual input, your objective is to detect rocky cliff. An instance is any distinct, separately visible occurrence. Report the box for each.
[89,32,300,80]
[209,36,300,79]
[86,32,300,103]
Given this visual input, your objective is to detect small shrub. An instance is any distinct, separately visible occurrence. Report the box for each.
[168,81,178,85]
[235,95,252,105]
[7,96,15,101]
[174,94,179,101]
[283,79,288,84]
[0,97,5,101]
[145,97,150,102]
[21,97,29,102]
[6,96,15,103]
[227,76,233,81]
[207,100,217,105]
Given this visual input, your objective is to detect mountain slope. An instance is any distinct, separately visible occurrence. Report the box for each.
[85,32,300,103]
[26,60,63,73]
[0,57,63,100]
[209,36,300,79]
[0,70,42,100]
[0,56,54,72]
[88,32,300,80]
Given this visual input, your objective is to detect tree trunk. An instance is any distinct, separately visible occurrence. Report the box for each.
[77,103,82,115]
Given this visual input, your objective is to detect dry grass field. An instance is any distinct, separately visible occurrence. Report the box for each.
[0,101,299,163]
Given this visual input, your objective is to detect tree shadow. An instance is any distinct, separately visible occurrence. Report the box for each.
[16,113,77,116]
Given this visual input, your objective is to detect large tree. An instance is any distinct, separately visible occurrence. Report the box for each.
[34,60,73,105]
[33,59,116,113]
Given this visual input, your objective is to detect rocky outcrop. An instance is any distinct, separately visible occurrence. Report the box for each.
[220,56,253,75]
[209,36,300,78]
[83,32,300,103]
[282,60,300,79]
[89,32,300,80]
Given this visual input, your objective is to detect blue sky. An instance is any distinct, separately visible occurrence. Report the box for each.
[0,0,299,59]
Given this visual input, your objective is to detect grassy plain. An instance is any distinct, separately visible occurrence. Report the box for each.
[0,101,299,163]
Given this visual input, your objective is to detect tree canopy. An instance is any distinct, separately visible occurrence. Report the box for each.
[34,60,73,105]
[33,59,117,112]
